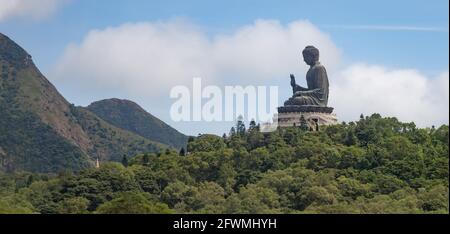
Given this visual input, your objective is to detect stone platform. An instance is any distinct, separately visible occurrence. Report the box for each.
[276,105,338,129]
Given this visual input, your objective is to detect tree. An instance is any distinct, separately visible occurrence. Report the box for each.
[161,181,195,209]
[142,154,150,165]
[343,130,357,146]
[192,182,226,213]
[337,176,371,200]
[236,115,246,136]
[26,175,34,186]
[229,127,236,137]
[418,185,449,212]
[121,155,128,167]
[187,134,226,153]
[304,186,336,206]
[300,115,309,131]
[188,136,195,143]
[249,119,257,131]
[130,165,167,195]
[179,148,186,156]
[95,192,173,214]
[19,180,60,214]
[57,197,89,214]
[246,129,265,150]
[0,194,35,214]
[223,184,281,214]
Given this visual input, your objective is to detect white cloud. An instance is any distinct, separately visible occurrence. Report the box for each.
[51,19,449,134]
[0,0,67,22]
[51,19,341,97]
[331,65,449,127]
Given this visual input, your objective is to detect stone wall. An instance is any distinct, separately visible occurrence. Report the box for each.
[276,111,338,130]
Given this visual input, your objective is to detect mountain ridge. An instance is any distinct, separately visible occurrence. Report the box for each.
[87,98,188,150]
[0,33,175,172]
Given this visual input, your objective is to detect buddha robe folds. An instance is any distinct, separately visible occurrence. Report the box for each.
[285,62,329,107]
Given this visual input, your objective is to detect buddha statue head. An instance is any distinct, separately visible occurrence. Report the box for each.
[302,46,320,66]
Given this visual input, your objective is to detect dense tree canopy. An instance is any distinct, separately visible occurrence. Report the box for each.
[0,114,448,214]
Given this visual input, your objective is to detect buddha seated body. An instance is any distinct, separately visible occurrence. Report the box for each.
[284,46,329,108]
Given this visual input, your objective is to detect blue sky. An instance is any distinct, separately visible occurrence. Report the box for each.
[0,0,448,135]
[1,0,448,73]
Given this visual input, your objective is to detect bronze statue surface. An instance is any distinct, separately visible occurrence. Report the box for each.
[284,46,329,107]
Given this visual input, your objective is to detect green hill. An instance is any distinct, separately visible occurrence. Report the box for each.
[0,114,448,214]
[87,99,188,150]
[0,33,166,172]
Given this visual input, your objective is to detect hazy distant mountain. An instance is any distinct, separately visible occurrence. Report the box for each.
[0,33,167,172]
[87,99,188,150]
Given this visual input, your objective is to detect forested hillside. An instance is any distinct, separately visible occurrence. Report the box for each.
[0,33,166,172]
[87,98,188,150]
[0,114,448,214]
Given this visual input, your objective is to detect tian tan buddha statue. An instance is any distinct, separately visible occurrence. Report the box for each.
[284,46,329,107]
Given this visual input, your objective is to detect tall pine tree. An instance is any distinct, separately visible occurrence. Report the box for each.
[236,115,246,136]
[300,115,309,131]
[121,155,128,167]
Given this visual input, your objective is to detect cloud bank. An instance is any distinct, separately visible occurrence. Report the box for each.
[52,19,340,96]
[331,66,449,127]
[51,19,449,134]
[0,0,67,22]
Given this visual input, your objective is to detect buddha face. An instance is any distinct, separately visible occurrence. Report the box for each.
[302,46,320,66]
[303,53,316,66]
